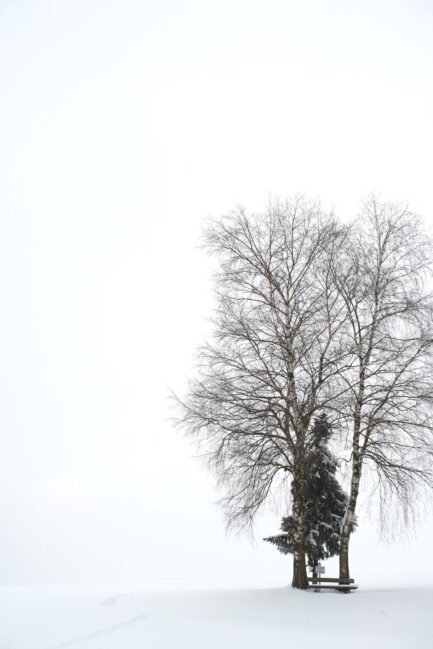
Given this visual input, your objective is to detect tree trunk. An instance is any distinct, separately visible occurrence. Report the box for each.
[291,470,308,589]
[292,551,308,589]
[312,560,318,583]
[339,535,350,582]
[339,376,365,584]
[339,455,362,583]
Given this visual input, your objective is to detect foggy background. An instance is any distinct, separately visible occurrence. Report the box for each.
[1,0,433,588]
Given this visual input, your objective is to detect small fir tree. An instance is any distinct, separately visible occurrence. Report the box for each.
[265,415,350,577]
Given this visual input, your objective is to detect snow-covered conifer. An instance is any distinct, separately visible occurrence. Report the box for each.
[265,415,350,575]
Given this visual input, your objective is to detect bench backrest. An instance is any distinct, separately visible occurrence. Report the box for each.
[307,577,355,583]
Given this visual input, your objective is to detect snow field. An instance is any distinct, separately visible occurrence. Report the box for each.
[0,584,431,649]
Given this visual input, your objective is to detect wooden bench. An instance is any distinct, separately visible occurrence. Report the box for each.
[307,577,358,591]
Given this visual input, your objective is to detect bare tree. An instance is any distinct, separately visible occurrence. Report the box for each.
[334,197,433,582]
[174,198,348,588]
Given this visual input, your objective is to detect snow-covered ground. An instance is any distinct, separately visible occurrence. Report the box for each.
[0,583,431,649]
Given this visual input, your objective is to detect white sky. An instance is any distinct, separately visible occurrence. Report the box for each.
[1,0,433,588]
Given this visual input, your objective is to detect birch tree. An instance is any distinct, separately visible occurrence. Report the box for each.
[175,198,348,589]
[335,197,433,582]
